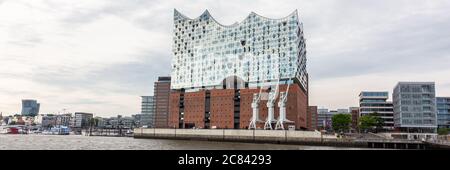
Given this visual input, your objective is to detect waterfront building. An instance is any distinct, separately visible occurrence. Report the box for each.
[307,106,318,130]
[34,114,56,129]
[154,77,171,128]
[436,97,450,129]
[2,116,10,125]
[98,115,137,129]
[24,117,35,126]
[359,91,394,131]
[101,117,114,128]
[350,107,359,131]
[141,96,155,127]
[168,9,308,130]
[12,115,25,125]
[317,109,332,130]
[121,116,136,128]
[73,112,93,128]
[133,113,153,128]
[21,99,40,117]
[56,113,72,127]
[393,82,437,133]
[317,109,349,131]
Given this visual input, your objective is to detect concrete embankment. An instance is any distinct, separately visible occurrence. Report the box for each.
[134,128,450,149]
[133,128,369,148]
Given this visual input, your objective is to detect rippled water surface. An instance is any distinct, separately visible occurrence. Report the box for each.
[0,134,367,150]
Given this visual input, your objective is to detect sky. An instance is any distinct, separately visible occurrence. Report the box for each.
[1,0,450,117]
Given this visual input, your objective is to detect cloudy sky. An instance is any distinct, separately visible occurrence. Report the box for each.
[1,0,450,116]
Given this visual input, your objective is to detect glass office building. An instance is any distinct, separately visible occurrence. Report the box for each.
[21,99,40,117]
[141,96,155,127]
[393,82,437,133]
[359,91,394,130]
[436,97,450,129]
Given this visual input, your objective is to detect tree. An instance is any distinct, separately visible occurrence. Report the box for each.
[359,115,376,133]
[89,118,96,128]
[359,112,384,133]
[370,112,384,132]
[437,128,449,135]
[332,114,351,133]
[94,118,99,127]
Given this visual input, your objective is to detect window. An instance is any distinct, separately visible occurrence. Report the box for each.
[401,106,409,111]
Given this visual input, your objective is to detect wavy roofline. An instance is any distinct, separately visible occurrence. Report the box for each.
[174,9,298,27]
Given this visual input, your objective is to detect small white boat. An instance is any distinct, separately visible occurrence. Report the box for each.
[0,128,8,134]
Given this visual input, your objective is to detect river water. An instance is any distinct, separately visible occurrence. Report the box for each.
[0,134,366,150]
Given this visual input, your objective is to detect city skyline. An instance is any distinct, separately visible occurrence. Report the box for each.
[1,0,450,117]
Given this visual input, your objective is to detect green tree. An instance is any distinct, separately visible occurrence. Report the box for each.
[89,118,96,127]
[359,115,376,132]
[370,112,384,132]
[94,118,99,127]
[332,114,351,133]
[359,112,384,133]
[437,128,449,135]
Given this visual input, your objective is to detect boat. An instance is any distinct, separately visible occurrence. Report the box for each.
[0,127,8,134]
[126,129,133,134]
[50,126,70,135]
[0,127,19,134]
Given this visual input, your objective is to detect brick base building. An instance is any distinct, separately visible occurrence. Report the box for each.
[168,83,308,130]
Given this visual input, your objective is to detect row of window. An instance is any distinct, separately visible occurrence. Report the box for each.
[401,119,435,125]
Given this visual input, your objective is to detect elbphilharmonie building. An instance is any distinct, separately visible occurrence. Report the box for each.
[169,9,309,130]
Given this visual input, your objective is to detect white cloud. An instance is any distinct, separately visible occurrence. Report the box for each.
[1,0,450,115]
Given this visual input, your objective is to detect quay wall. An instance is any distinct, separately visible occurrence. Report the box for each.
[133,128,446,149]
[133,128,372,148]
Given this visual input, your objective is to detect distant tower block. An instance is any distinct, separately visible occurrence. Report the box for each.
[275,91,293,130]
[249,93,262,129]
[264,87,278,130]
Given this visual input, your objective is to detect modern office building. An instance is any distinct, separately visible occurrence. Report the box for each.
[120,116,136,129]
[55,113,72,127]
[21,99,40,117]
[307,106,318,130]
[350,107,360,131]
[316,109,348,131]
[168,9,308,130]
[317,109,333,130]
[393,82,437,133]
[141,96,155,127]
[359,91,394,130]
[154,77,171,128]
[34,114,56,128]
[436,97,450,129]
[73,112,93,128]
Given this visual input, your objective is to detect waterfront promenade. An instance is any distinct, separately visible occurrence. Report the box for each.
[134,128,450,149]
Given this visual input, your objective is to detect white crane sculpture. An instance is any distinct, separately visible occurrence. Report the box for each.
[275,79,293,130]
[264,83,279,130]
[249,91,262,129]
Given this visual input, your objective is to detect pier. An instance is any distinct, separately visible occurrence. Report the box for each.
[82,128,133,137]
